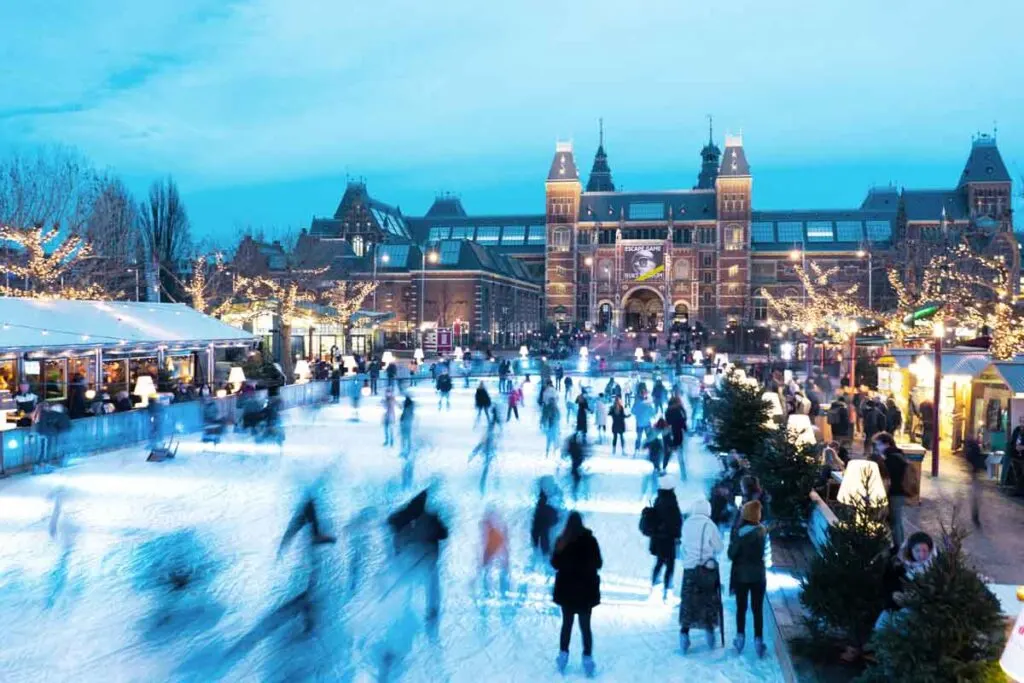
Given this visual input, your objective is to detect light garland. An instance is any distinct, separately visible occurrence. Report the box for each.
[0,225,110,300]
[320,280,377,327]
[762,260,868,342]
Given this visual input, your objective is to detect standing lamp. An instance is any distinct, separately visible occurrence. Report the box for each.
[294,359,311,383]
[133,375,156,408]
[1000,588,1024,679]
[228,366,246,393]
[381,351,395,367]
[837,459,888,508]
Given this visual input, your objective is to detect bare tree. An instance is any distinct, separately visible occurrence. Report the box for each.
[0,226,109,299]
[0,146,99,235]
[321,281,377,351]
[427,282,470,327]
[138,177,192,301]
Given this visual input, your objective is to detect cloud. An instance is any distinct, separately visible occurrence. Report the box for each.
[2,0,1023,193]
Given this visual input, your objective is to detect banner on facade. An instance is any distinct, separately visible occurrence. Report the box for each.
[623,244,665,282]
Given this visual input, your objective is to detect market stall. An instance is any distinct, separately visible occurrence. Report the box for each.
[972,361,1024,454]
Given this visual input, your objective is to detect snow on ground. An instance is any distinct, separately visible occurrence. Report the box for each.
[0,375,786,682]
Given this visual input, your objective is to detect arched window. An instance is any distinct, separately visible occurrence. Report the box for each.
[674,303,689,321]
[352,235,365,257]
[753,294,768,321]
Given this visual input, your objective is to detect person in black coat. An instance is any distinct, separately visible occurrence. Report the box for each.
[531,487,560,566]
[664,397,688,477]
[609,397,627,455]
[649,478,683,600]
[884,397,903,436]
[871,432,908,549]
[552,511,602,676]
[474,382,491,425]
[387,488,450,623]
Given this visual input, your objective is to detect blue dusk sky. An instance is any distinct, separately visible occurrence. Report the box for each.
[2,0,1023,244]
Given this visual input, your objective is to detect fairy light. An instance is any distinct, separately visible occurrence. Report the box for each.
[0,225,111,300]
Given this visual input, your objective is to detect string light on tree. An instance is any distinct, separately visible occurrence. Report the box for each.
[0,225,110,300]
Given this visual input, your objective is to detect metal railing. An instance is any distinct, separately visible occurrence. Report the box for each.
[0,381,333,475]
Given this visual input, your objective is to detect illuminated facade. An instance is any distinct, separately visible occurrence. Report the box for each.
[310,131,1016,335]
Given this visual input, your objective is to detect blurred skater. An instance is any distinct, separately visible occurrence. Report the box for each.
[388,487,450,626]
[382,389,396,447]
[479,507,511,595]
[531,482,560,571]
[399,394,416,487]
[470,407,502,494]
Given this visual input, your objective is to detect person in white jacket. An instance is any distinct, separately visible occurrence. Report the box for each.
[678,498,724,654]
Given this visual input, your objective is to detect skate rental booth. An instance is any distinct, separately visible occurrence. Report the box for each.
[0,298,255,429]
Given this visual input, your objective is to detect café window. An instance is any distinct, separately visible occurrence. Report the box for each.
[68,356,97,387]
[103,359,129,395]
[0,359,15,393]
[25,359,68,401]
[164,354,195,384]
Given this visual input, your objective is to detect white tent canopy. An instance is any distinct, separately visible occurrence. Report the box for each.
[0,298,253,352]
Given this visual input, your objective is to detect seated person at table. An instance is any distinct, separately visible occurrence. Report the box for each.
[13,383,38,415]
[814,442,846,497]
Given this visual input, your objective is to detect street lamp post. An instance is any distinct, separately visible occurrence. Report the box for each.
[419,249,439,345]
[373,247,389,311]
[790,244,811,376]
[847,320,858,425]
[856,248,873,310]
[584,256,596,328]
[932,320,945,477]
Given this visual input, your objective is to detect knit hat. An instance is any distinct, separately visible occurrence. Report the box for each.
[658,474,677,490]
[741,500,762,524]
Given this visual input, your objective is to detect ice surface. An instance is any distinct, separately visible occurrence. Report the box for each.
[0,376,786,682]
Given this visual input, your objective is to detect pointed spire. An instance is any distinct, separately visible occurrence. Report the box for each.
[586,119,615,192]
[695,115,722,189]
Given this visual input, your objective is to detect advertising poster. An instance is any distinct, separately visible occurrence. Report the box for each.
[623,244,664,282]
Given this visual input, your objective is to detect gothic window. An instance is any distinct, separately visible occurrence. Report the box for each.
[702,271,713,284]
[727,265,739,278]
[552,228,571,252]
[701,289,714,306]
[751,261,776,282]
[698,227,716,244]
[352,235,365,257]
[702,253,713,267]
[753,293,768,321]
[724,226,744,251]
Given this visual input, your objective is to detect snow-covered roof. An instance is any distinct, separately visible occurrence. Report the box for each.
[0,298,253,352]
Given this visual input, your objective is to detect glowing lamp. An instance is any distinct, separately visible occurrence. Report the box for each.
[580,347,589,359]
[342,355,357,374]
[85,389,96,400]
[634,347,644,361]
[216,389,227,398]
[703,374,715,386]
[787,414,816,447]
[361,385,371,397]
[453,346,463,361]
[837,459,888,508]
[780,342,794,361]
[519,345,528,359]
[381,351,395,366]
[1000,600,1024,680]
[932,320,946,339]
[413,348,424,362]
[133,375,156,407]
[294,360,311,382]
[228,366,246,392]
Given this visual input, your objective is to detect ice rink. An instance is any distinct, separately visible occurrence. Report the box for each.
[0,376,787,682]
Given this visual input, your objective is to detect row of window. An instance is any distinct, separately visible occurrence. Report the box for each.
[750,219,892,244]
[426,225,546,246]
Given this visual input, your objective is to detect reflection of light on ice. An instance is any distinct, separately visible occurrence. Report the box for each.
[766,570,801,592]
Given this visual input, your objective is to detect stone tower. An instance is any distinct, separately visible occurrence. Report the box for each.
[544,141,582,328]
[715,134,752,323]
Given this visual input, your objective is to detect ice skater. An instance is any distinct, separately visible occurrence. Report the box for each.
[564,432,590,501]
[475,381,492,425]
[387,487,450,628]
[470,406,502,494]
[541,388,561,457]
[531,482,560,571]
[399,394,416,488]
[479,506,511,595]
[46,487,77,609]
[382,389,396,447]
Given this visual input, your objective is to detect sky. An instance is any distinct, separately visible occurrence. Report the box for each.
[2,0,1023,244]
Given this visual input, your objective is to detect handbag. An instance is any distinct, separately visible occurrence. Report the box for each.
[693,523,719,592]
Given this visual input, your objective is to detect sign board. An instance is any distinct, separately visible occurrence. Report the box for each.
[1001,605,1024,681]
[436,328,453,353]
[423,328,437,354]
[623,244,665,282]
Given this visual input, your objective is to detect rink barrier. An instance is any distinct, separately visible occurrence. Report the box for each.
[0,381,333,475]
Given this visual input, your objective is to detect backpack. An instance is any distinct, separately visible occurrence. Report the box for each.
[898,453,919,498]
[639,504,657,537]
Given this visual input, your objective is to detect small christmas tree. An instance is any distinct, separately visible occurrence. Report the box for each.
[858,523,1008,683]
[749,427,821,535]
[708,371,773,458]
[799,467,891,654]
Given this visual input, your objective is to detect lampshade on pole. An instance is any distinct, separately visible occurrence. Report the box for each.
[293,359,311,382]
[381,351,395,366]
[837,459,888,507]
[227,366,246,392]
[133,375,156,407]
